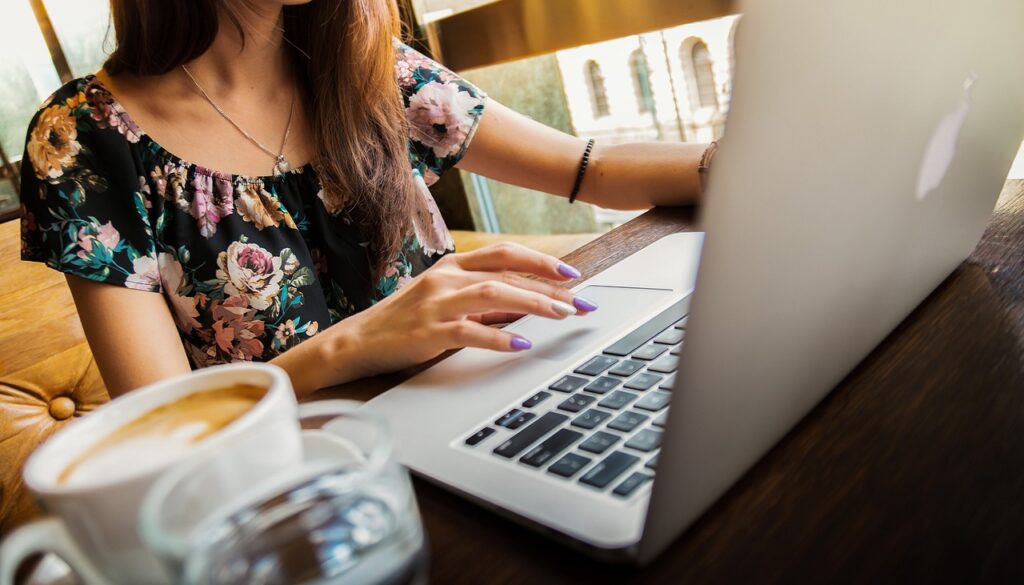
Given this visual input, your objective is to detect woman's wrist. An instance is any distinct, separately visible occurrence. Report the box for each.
[270,322,364,397]
[269,341,327,397]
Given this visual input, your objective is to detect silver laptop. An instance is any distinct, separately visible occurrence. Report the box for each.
[363,0,1024,563]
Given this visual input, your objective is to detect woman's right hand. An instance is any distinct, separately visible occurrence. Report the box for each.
[275,243,599,394]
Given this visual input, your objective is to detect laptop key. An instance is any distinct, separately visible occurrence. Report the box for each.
[670,343,683,356]
[645,453,659,469]
[607,411,649,433]
[604,298,688,356]
[613,471,652,497]
[632,344,668,361]
[522,391,551,408]
[608,360,645,377]
[580,451,640,489]
[658,373,677,391]
[584,377,621,394]
[495,409,536,430]
[635,391,671,412]
[624,373,662,391]
[495,409,524,427]
[549,375,588,393]
[521,429,583,467]
[579,431,620,454]
[674,316,688,330]
[574,355,618,376]
[504,412,536,430]
[572,408,613,430]
[648,356,678,374]
[624,429,662,452]
[653,329,684,345]
[465,427,495,446]
[548,453,592,478]
[598,390,638,410]
[652,411,668,427]
[493,412,568,458]
[558,393,596,413]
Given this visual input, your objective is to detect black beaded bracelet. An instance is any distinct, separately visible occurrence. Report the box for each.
[568,138,595,204]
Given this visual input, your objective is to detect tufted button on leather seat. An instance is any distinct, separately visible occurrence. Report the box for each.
[48,396,77,421]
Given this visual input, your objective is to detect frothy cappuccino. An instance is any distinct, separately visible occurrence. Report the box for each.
[59,384,267,487]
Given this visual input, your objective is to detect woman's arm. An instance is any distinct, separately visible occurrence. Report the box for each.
[68,272,342,397]
[272,243,590,397]
[457,100,707,210]
[69,244,590,398]
[66,275,193,398]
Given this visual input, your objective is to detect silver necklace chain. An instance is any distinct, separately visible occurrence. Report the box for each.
[180,64,296,176]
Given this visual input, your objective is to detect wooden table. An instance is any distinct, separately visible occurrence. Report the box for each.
[310,179,1024,584]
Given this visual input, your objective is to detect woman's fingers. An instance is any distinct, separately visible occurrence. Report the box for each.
[433,264,597,314]
[477,270,598,313]
[450,242,581,282]
[468,311,527,326]
[423,243,599,312]
[440,320,533,352]
[436,281,578,321]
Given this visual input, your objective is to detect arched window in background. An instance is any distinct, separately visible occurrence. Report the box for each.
[585,60,610,118]
[683,39,719,111]
[629,49,655,114]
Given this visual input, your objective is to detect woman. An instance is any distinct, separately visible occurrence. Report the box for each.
[19,0,709,398]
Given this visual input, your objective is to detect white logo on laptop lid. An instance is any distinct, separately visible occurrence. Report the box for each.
[916,73,977,201]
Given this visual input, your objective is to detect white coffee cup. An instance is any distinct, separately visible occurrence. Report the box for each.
[0,364,304,585]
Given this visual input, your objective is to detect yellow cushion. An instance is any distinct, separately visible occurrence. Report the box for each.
[451,230,599,258]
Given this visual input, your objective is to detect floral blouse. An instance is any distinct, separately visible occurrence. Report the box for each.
[20,43,486,367]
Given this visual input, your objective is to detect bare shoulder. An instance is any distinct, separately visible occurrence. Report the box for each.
[94,69,188,131]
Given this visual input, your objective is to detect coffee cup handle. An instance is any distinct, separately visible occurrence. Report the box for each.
[0,517,111,585]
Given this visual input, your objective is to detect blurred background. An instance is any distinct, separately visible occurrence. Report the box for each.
[2,0,1022,235]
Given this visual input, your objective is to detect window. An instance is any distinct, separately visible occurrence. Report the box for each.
[43,0,113,78]
[0,2,62,160]
[683,38,719,111]
[0,0,111,219]
[584,60,610,118]
[630,49,655,114]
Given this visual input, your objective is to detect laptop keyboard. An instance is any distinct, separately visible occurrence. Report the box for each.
[462,298,688,499]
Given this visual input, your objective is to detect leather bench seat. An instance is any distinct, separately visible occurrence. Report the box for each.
[0,219,109,535]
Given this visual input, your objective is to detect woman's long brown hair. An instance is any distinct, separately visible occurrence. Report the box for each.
[105,0,415,281]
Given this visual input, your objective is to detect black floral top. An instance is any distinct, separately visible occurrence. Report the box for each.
[20,43,486,367]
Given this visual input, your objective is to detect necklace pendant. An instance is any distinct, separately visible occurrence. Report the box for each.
[274,155,291,176]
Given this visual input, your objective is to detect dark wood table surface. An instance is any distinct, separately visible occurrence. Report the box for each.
[310,179,1024,584]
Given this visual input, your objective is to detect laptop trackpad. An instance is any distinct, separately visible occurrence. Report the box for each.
[506,285,674,362]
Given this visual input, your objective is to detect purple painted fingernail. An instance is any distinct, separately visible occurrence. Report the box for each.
[557,262,581,279]
[573,296,599,312]
[510,336,533,351]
